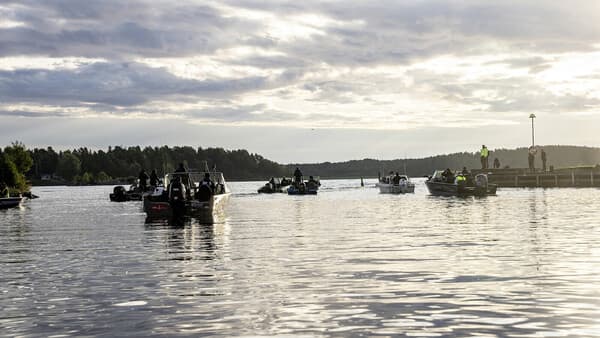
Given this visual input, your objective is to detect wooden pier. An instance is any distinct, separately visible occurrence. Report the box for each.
[470,167,600,188]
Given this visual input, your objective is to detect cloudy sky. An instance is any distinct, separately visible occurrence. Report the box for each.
[1,1,600,163]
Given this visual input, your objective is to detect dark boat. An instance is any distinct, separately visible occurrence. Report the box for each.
[109,184,146,202]
[143,171,230,220]
[258,177,291,193]
[287,176,320,195]
[425,170,497,197]
[0,197,23,209]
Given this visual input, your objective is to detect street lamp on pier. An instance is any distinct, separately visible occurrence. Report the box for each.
[529,113,536,148]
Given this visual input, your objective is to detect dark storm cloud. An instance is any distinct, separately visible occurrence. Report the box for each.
[0,110,69,118]
[0,0,255,58]
[0,61,298,106]
[2,1,599,61]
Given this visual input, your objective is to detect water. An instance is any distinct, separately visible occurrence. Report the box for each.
[2,179,600,337]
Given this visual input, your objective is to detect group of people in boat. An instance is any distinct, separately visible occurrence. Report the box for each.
[293,167,320,189]
[437,167,473,185]
[137,168,160,192]
[379,171,408,185]
[165,163,224,202]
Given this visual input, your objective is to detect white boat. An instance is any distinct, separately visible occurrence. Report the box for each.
[376,174,415,194]
[143,171,230,221]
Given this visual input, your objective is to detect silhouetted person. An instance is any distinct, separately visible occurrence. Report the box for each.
[201,172,215,192]
[293,167,303,183]
[528,148,535,172]
[150,169,159,187]
[493,158,500,169]
[1,183,9,198]
[175,163,186,173]
[480,145,489,169]
[392,172,401,185]
[541,149,547,172]
[442,168,454,183]
[138,169,149,191]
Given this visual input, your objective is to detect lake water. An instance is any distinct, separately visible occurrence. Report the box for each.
[2,179,600,337]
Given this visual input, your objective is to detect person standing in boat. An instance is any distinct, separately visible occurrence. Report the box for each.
[293,167,303,184]
[480,145,489,169]
[138,169,149,191]
[392,172,401,185]
[201,173,216,192]
[150,169,159,187]
[175,163,187,173]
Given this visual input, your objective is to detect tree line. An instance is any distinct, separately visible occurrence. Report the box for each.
[26,145,287,184]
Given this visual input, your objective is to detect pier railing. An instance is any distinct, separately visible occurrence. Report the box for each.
[470,167,600,188]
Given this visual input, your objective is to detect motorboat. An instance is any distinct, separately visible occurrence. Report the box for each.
[258,177,291,193]
[425,170,497,197]
[143,171,230,219]
[376,174,415,194]
[109,184,146,202]
[287,176,320,195]
[0,196,23,209]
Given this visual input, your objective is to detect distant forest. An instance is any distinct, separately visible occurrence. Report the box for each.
[8,144,600,185]
[27,146,286,184]
[287,145,600,178]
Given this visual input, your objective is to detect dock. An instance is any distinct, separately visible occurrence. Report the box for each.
[471,167,600,188]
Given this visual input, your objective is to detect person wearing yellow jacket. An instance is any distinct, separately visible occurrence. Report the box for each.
[480,145,489,169]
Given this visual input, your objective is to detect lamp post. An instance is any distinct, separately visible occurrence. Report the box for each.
[529,113,536,148]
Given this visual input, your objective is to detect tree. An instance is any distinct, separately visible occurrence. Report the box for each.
[0,153,24,190]
[56,152,81,182]
[96,171,111,183]
[4,141,33,174]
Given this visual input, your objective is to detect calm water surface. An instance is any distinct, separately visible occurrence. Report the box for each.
[2,179,600,337]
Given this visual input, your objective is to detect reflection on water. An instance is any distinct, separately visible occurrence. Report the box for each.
[2,181,600,337]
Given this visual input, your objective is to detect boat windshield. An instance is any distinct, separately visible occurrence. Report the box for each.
[431,171,445,180]
[164,171,226,189]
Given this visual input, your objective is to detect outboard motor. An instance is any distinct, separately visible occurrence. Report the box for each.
[475,174,488,188]
[168,178,186,214]
[111,185,127,202]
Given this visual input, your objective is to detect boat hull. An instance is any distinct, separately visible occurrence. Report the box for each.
[425,181,496,197]
[376,182,415,194]
[287,186,318,195]
[0,197,23,209]
[258,185,288,193]
[144,193,230,221]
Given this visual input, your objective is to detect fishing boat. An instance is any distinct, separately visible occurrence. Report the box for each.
[376,174,415,194]
[425,170,497,197]
[258,177,291,193]
[109,184,146,202]
[287,176,320,195]
[143,170,230,219]
[0,196,23,209]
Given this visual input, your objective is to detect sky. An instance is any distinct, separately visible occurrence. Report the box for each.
[1,1,600,163]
